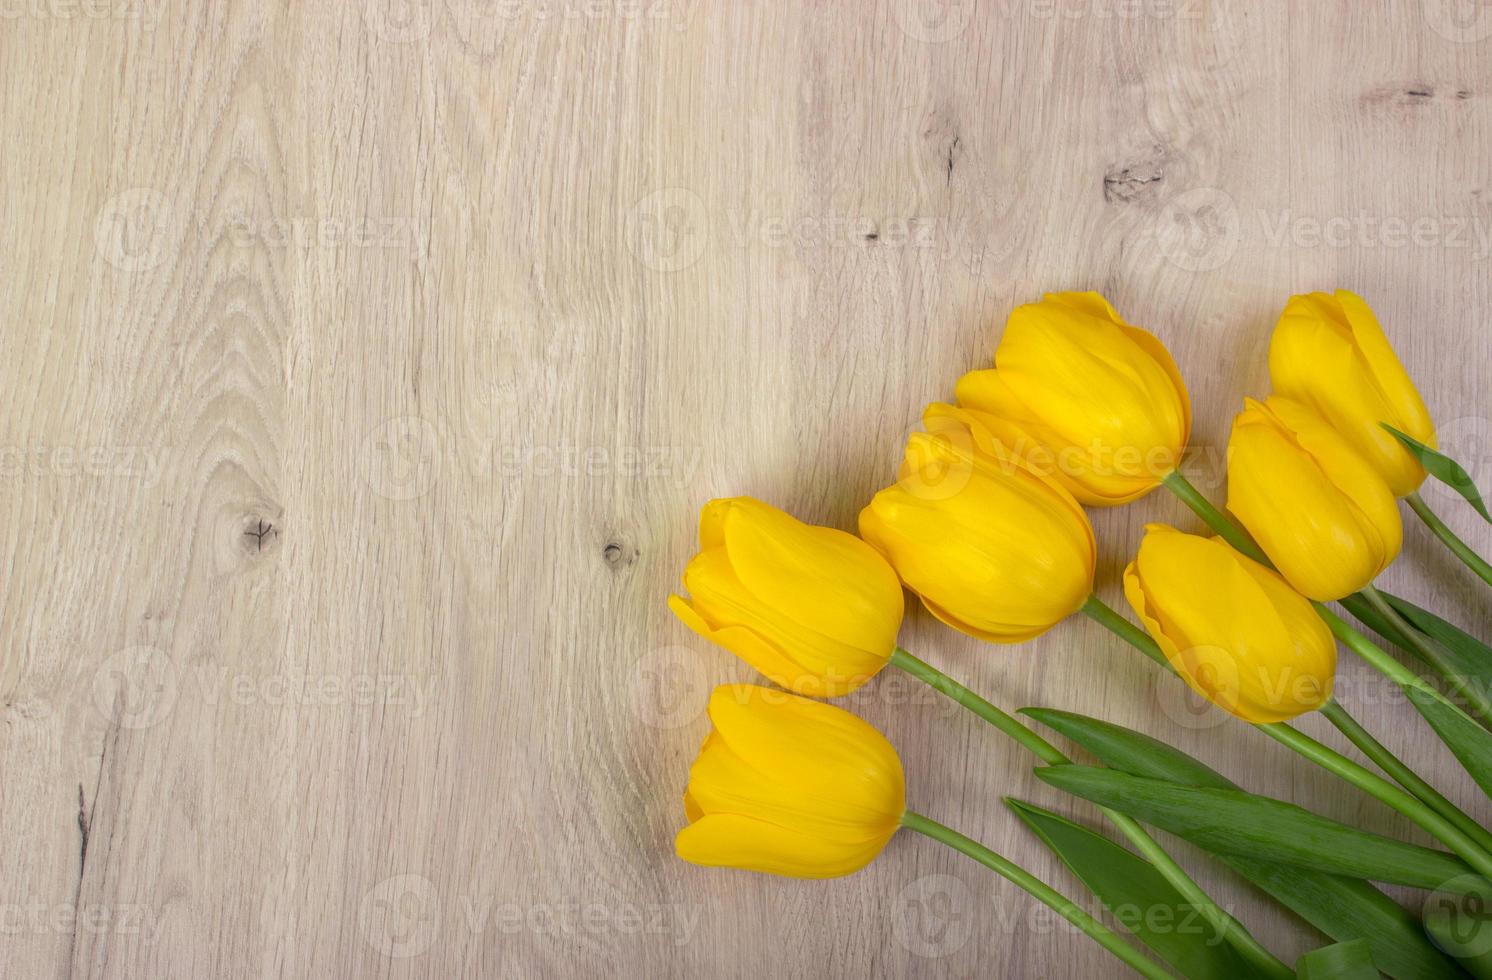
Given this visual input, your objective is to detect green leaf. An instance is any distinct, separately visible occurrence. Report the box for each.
[1222,858,1463,980]
[1385,424,1491,522]
[1005,798,1252,979]
[1344,591,1492,757]
[1405,685,1492,801]
[1021,707,1236,790]
[1035,766,1478,893]
[1381,592,1492,691]
[1295,939,1377,979]
[1341,591,1492,790]
[1341,592,1484,688]
[1423,876,1492,979]
[1027,707,1465,979]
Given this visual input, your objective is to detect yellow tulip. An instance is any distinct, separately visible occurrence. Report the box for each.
[859,415,1096,643]
[1123,525,1336,724]
[1227,396,1402,601]
[1269,289,1435,496]
[675,684,905,878]
[955,291,1191,506]
[669,497,905,698]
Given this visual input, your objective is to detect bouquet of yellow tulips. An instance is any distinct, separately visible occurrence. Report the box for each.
[666,289,1492,979]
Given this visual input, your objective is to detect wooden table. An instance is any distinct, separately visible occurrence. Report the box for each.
[5,3,1492,976]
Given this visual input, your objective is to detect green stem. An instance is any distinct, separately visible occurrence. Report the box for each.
[1340,590,1429,660]
[1319,699,1492,854]
[1316,603,1465,707]
[1407,491,1492,589]
[1161,470,1266,562]
[1357,584,1492,726]
[900,810,1174,980]
[1080,595,1170,670]
[1165,472,1492,772]
[890,647,1066,765]
[890,649,1290,978]
[1086,595,1492,881]
[1081,595,1176,676]
[1099,812,1292,978]
[1254,720,1492,881]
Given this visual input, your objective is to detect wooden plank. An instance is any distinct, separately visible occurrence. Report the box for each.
[1,3,1489,976]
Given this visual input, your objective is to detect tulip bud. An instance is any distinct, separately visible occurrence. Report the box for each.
[676,684,905,878]
[669,498,905,698]
[955,291,1191,506]
[1269,290,1435,496]
[1123,525,1336,724]
[859,414,1096,643]
[1227,396,1402,601]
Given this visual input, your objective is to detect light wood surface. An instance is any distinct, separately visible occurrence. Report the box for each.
[4,3,1492,977]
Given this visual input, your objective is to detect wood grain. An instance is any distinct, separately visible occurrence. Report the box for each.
[3,2,1492,976]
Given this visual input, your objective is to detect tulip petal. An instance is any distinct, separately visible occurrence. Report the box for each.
[954,294,1189,505]
[668,594,848,697]
[717,500,903,666]
[1269,292,1431,495]
[953,371,1154,504]
[673,499,903,695]
[999,300,1189,467]
[921,403,1100,525]
[698,498,732,550]
[918,595,1049,644]
[702,686,905,826]
[1118,323,1192,448]
[1125,559,1259,722]
[1267,397,1402,572]
[1043,290,1127,324]
[1335,290,1435,449]
[675,813,887,878]
[1227,398,1399,600]
[680,549,891,694]
[858,464,1094,642]
[1229,559,1337,693]
[1124,526,1333,723]
[685,731,899,842]
[954,368,1076,457]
